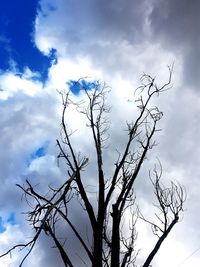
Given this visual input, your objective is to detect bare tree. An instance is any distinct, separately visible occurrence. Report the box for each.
[0,67,186,267]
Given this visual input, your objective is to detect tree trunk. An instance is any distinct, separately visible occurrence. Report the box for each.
[92,227,103,267]
[111,204,120,267]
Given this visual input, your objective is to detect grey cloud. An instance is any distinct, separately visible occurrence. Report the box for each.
[149,0,200,88]
[35,0,157,78]
[36,0,200,87]
[0,90,60,212]
[1,1,200,265]
[38,0,149,45]
[149,0,200,46]
[85,0,149,43]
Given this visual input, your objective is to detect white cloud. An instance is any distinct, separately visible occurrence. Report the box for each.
[1,0,200,266]
[0,71,43,99]
[0,224,28,267]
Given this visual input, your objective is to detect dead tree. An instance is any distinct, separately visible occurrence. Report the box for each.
[0,67,186,267]
[139,162,186,267]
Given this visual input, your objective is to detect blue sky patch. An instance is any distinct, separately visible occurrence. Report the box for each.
[0,0,54,82]
[7,212,16,225]
[31,144,48,159]
[34,147,46,158]
[67,79,97,95]
[0,217,6,233]
[0,213,16,234]
[27,142,48,166]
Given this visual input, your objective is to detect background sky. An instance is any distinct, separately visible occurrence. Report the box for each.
[0,0,200,266]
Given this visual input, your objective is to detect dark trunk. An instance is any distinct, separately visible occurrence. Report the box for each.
[111,204,120,267]
[92,227,103,267]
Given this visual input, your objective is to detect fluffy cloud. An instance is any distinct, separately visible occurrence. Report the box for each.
[35,0,177,80]
[35,0,200,89]
[1,0,200,266]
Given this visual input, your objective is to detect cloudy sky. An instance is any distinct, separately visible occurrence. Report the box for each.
[0,0,200,266]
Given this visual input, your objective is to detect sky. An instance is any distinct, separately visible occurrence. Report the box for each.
[0,0,200,266]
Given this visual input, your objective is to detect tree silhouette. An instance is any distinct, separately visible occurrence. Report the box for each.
[0,67,186,267]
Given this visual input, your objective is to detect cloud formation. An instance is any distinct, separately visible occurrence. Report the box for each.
[1,0,200,266]
[149,0,200,87]
[35,0,200,88]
